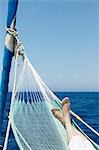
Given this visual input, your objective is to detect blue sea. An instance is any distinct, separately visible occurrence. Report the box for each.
[1,92,99,149]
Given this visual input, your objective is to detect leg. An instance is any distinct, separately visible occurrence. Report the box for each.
[52,97,95,150]
[62,97,74,142]
[51,98,87,142]
[51,98,75,142]
[62,97,88,141]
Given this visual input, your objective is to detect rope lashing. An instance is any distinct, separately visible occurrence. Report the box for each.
[6,27,18,37]
[6,27,25,61]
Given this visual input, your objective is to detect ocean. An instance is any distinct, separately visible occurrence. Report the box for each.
[1,92,99,149]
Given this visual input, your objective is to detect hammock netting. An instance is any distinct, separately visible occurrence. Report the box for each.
[10,56,69,150]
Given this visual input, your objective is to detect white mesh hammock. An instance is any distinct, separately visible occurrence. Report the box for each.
[3,48,99,150]
[3,34,99,150]
[9,54,70,150]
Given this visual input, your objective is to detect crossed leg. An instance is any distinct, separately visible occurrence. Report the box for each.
[51,97,95,150]
[52,97,74,142]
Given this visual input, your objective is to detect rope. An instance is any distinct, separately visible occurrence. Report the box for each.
[70,110,99,137]
[6,27,25,61]
[6,27,18,36]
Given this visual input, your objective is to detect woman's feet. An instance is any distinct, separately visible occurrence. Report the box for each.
[51,97,70,124]
[52,97,88,142]
[51,108,64,124]
[61,97,70,120]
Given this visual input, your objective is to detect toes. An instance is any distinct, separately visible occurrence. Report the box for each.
[51,108,64,123]
[61,97,70,116]
[61,97,70,107]
[51,108,60,115]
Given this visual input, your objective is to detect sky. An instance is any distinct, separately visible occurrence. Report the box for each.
[0,0,99,91]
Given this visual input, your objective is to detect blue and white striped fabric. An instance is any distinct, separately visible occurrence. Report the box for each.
[0,0,18,140]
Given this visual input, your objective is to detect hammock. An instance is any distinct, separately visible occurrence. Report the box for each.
[9,53,69,150]
[1,0,99,149]
[2,28,98,149]
[0,25,97,150]
[3,44,98,150]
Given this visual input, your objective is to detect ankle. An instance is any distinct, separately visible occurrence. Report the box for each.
[64,113,70,121]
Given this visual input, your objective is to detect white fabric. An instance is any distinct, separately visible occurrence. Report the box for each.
[69,135,95,150]
[5,34,14,52]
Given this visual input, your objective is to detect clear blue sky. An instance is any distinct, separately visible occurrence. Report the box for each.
[0,0,99,91]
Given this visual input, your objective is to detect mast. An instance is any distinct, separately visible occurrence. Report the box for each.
[0,0,18,145]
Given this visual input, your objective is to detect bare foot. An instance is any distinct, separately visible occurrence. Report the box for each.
[62,97,70,119]
[51,108,64,124]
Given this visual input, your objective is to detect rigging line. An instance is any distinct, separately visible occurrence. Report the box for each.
[70,110,99,137]
[72,120,98,147]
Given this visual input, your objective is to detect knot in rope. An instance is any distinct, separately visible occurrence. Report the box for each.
[6,27,18,37]
[6,27,25,61]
